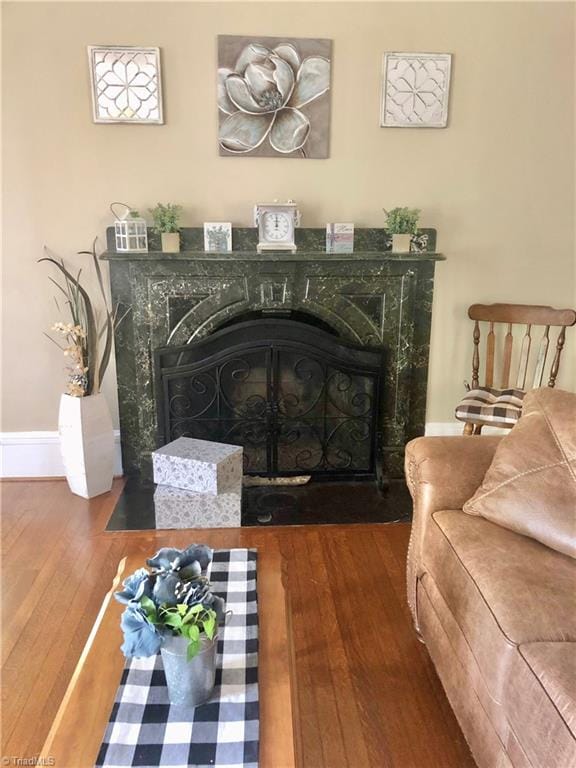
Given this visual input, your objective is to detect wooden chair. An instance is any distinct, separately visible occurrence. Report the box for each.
[455,303,576,435]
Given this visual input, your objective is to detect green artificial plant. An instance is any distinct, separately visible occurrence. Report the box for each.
[383,207,421,235]
[149,203,183,234]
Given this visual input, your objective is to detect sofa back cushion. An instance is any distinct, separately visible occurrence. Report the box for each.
[463,388,576,558]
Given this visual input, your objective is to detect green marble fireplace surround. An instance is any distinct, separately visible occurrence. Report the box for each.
[103,227,444,480]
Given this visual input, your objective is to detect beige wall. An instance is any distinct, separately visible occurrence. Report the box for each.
[2,1,575,432]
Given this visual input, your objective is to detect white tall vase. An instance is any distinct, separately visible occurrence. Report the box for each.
[58,393,114,498]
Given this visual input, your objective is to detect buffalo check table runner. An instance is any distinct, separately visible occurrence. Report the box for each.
[96,548,259,768]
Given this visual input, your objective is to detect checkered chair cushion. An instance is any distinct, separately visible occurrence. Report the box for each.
[455,387,526,426]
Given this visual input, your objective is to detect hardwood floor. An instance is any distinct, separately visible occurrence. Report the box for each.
[1,479,475,768]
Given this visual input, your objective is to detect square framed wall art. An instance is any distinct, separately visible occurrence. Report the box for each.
[87,45,164,124]
[218,35,332,158]
[380,52,452,128]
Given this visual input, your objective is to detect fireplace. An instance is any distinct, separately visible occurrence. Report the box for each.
[154,317,385,482]
[103,225,444,482]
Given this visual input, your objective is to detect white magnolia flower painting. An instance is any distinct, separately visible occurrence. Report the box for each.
[218,35,332,158]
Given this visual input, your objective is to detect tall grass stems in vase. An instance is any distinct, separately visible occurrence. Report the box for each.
[40,239,129,498]
[40,238,128,396]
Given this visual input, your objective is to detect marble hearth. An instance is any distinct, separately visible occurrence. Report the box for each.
[103,226,444,480]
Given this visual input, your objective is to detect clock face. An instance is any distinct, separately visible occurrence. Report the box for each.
[262,211,291,241]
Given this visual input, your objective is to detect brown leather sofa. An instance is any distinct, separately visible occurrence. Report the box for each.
[405,434,576,768]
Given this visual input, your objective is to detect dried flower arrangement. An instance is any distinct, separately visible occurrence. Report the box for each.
[40,239,128,397]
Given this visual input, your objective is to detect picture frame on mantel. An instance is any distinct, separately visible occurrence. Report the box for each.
[380,52,452,128]
[204,222,232,252]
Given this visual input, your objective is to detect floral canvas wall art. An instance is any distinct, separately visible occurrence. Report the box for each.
[217,35,332,158]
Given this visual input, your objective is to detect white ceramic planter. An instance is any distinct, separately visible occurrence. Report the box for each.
[161,232,180,253]
[392,233,412,252]
[58,393,114,498]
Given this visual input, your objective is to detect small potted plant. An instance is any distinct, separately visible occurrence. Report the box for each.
[383,207,421,252]
[149,202,183,253]
[115,544,226,707]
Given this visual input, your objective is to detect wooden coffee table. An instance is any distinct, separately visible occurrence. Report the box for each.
[41,549,298,767]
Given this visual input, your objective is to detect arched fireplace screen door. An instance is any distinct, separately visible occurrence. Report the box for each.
[154,319,385,480]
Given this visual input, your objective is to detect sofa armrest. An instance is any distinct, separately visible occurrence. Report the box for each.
[404,436,502,632]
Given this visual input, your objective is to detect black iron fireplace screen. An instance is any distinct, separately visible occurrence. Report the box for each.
[154,319,384,479]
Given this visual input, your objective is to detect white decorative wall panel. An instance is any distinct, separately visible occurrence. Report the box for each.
[381,53,452,128]
[88,46,163,124]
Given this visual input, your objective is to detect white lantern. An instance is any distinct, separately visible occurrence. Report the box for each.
[111,202,148,253]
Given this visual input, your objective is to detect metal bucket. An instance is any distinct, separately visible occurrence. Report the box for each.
[160,634,218,707]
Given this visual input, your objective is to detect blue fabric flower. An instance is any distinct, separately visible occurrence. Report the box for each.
[146,544,213,577]
[202,593,226,624]
[181,580,211,606]
[146,547,183,571]
[152,572,183,607]
[114,568,153,606]
[120,604,163,658]
[181,544,213,572]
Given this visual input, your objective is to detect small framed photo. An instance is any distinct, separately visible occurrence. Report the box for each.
[204,222,232,252]
[380,52,452,128]
[326,223,354,253]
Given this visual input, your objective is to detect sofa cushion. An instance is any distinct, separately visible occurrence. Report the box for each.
[503,643,576,767]
[418,572,511,744]
[520,642,576,738]
[423,510,576,703]
[417,579,515,768]
[455,386,525,426]
[418,576,574,768]
[463,387,576,558]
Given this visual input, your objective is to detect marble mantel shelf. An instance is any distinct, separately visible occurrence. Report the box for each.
[102,250,445,262]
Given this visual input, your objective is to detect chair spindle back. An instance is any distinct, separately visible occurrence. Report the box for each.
[468,304,575,392]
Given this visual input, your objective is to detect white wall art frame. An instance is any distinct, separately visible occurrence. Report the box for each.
[88,45,164,124]
[380,52,452,128]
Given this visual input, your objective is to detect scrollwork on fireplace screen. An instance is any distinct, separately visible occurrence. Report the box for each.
[154,320,385,480]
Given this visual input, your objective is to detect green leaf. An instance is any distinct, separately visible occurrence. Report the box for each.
[187,637,200,661]
[140,595,157,622]
[84,238,114,389]
[182,604,203,623]
[98,311,113,390]
[186,624,201,659]
[162,612,183,629]
[177,604,188,616]
[203,613,216,640]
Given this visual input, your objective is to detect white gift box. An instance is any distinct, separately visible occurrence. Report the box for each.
[153,484,242,529]
[152,437,243,495]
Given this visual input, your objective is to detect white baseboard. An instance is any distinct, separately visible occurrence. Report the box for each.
[0,431,123,478]
[425,422,509,436]
[424,422,464,436]
[0,423,506,479]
